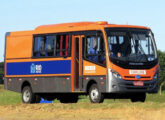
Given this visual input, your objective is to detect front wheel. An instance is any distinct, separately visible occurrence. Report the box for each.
[89,84,104,103]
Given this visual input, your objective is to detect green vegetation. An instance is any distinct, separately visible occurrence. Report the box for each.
[0,85,165,108]
[0,85,21,105]
[0,62,4,84]
[158,50,165,94]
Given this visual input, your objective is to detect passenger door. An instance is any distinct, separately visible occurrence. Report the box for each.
[83,33,107,76]
[71,35,84,91]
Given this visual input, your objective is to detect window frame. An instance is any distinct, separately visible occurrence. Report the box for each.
[32,30,106,67]
[32,33,72,58]
[83,31,106,67]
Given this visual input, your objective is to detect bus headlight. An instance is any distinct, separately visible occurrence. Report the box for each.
[112,70,122,79]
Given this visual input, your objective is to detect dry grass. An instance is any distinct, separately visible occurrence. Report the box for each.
[0,103,165,120]
[0,85,165,120]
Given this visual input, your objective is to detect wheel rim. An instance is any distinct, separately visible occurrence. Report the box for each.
[23,89,31,102]
[90,88,99,101]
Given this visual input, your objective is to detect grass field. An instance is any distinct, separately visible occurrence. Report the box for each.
[0,85,165,120]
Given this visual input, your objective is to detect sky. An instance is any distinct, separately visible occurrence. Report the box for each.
[0,0,165,62]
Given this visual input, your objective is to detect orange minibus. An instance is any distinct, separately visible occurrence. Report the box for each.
[4,21,159,103]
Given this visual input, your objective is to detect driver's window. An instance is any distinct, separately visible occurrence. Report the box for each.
[108,36,124,57]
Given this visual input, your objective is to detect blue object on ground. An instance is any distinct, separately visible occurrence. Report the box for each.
[40,98,53,103]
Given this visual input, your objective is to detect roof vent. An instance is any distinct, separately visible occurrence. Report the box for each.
[96,21,108,25]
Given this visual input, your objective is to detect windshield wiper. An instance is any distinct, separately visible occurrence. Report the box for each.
[138,42,148,62]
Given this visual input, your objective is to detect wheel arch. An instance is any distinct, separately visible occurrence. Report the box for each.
[86,79,97,94]
[21,81,31,92]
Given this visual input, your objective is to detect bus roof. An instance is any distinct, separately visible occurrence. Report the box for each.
[9,21,151,36]
[35,21,150,34]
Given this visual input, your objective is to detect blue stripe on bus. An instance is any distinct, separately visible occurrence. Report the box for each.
[6,60,71,75]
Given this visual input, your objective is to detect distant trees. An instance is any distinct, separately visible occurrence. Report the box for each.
[0,62,4,84]
[157,50,165,95]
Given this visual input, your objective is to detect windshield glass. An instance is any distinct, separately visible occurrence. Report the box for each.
[107,29,157,63]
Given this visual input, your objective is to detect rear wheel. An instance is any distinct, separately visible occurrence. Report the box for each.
[89,84,104,103]
[130,93,146,102]
[22,86,40,104]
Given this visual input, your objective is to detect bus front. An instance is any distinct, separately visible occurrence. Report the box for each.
[105,27,159,99]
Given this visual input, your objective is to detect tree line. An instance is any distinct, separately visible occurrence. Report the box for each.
[0,62,4,84]
[157,50,165,94]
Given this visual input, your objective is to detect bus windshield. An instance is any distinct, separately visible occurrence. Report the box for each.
[106,29,157,63]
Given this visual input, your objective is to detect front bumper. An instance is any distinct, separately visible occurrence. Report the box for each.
[107,75,158,93]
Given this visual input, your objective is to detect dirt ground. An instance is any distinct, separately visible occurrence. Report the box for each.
[0,103,165,120]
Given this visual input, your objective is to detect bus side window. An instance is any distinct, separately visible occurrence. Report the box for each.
[33,34,71,58]
[45,35,55,57]
[40,39,46,56]
[33,36,45,57]
[86,36,98,62]
[65,35,69,56]
[85,35,106,66]
[55,34,71,57]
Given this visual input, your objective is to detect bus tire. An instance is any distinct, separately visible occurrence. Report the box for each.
[22,86,36,104]
[89,84,104,103]
[130,93,146,102]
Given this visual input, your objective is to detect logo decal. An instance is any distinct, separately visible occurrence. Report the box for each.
[30,63,42,74]
[136,75,141,79]
[30,63,36,74]
[84,66,96,73]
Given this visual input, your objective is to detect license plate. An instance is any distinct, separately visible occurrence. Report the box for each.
[129,70,146,75]
[133,81,144,86]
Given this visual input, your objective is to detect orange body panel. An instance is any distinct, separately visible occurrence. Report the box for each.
[34,22,150,35]
[10,30,33,36]
[6,35,33,59]
[83,60,106,76]
[110,62,159,81]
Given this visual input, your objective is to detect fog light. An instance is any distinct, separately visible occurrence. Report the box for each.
[112,85,117,88]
